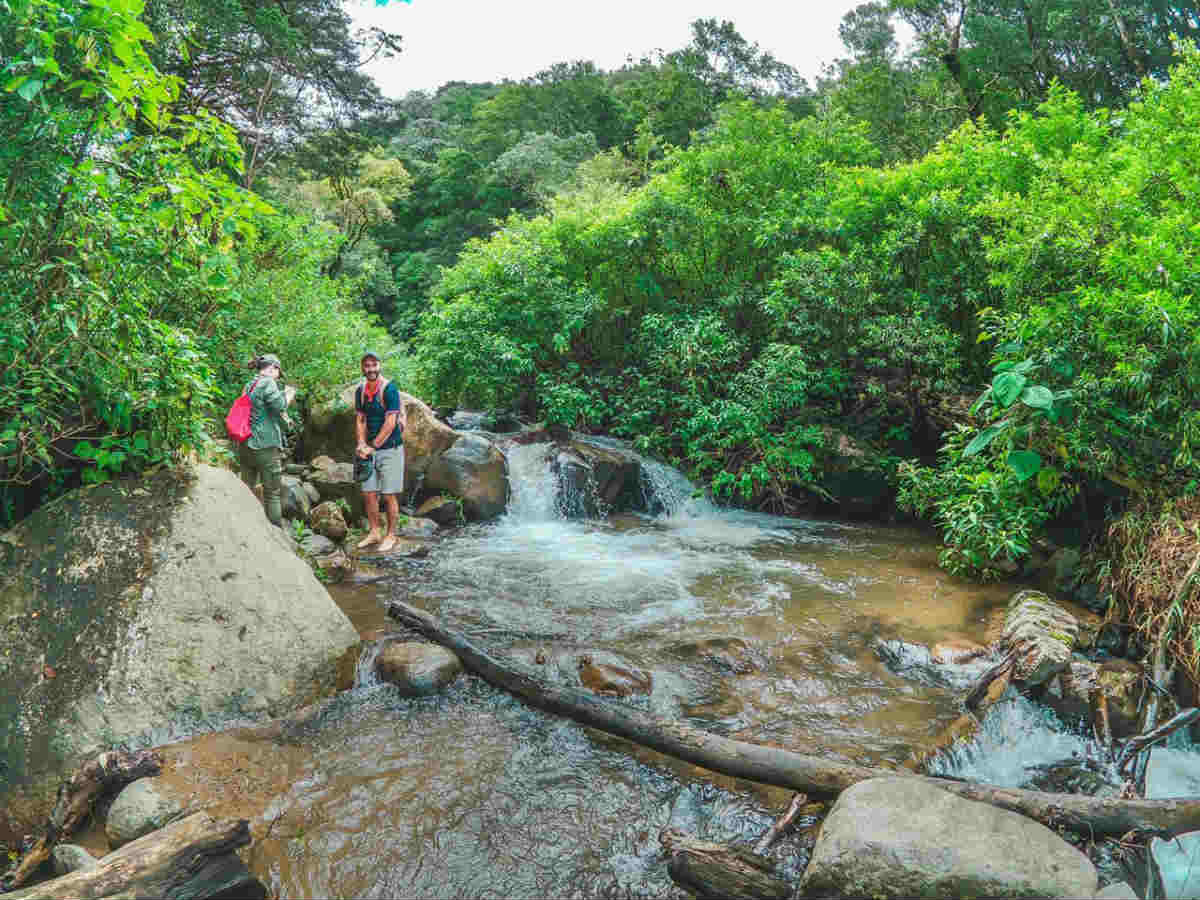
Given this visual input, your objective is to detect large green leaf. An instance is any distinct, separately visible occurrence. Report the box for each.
[16,78,43,102]
[962,423,1008,458]
[992,372,1027,407]
[1008,450,1042,482]
[1019,384,1054,411]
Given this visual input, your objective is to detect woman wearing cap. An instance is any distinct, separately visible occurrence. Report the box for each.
[239,353,290,526]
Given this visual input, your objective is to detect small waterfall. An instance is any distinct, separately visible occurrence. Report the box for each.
[500,435,709,524]
[354,639,386,689]
[639,456,713,519]
[502,442,561,521]
[925,693,1119,790]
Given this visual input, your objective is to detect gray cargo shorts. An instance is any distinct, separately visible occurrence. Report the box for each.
[362,446,405,495]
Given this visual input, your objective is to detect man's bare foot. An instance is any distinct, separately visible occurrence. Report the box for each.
[377,535,398,553]
[357,530,383,549]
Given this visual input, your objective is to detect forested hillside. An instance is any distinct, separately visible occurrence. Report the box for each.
[3,0,1200,617]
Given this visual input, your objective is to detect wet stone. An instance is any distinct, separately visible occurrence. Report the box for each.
[106,776,188,848]
[1002,589,1078,686]
[930,637,988,665]
[415,495,461,527]
[800,777,1098,899]
[1095,882,1138,900]
[299,533,337,556]
[375,641,463,696]
[1145,748,1200,799]
[396,516,439,538]
[309,501,348,541]
[309,455,337,472]
[1098,659,1144,738]
[1150,832,1200,900]
[52,843,98,876]
[578,656,652,697]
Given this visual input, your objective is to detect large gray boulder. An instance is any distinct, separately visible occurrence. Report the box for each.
[799,777,1098,899]
[0,464,360,837]
[423,432,508,520]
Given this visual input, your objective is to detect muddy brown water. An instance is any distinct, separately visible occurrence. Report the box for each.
[101,446,1059,898]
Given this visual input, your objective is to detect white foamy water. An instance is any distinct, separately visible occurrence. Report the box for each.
[419,442,823,638]
[925,692,1115,788]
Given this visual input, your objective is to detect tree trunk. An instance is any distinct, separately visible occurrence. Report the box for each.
[660,829,792,900]
[389,599,1200,839]
[3,750,162,891]
[4,813,263,900]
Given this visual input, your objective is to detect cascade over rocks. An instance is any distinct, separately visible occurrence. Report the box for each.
[550,441,644,516]
[0,465,360,837]
[799,777,1098,899]
[502,429,652,517]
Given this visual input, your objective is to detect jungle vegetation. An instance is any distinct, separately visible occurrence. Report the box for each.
[3,1,1199,637]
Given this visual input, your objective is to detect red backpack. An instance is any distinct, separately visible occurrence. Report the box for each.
[224,377,261,443]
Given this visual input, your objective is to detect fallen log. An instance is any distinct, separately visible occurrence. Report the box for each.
[660,829,791,900]
[389,599,1200,839]
[2,812,263,900]
[2,750,162,891]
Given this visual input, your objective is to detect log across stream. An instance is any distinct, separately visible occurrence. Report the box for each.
[389,598,1200,840]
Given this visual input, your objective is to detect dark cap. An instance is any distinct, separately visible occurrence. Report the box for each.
[257,353,282,369]
[361,350,382,362]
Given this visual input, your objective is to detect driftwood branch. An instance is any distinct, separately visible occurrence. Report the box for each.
[389,599,1200,839]
[3,813,261,900]
[2,750,162,891]
[660,829,791,900]
[753,792,811,855]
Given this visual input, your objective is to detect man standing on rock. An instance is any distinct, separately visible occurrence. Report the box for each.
[356,350,406,553]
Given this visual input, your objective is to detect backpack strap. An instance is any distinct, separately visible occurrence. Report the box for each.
[244,376,262,397]
[358,377,389,408]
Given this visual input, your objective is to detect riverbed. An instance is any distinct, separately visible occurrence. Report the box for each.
[148,441,1105,898]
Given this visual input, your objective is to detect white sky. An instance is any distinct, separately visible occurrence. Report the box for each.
[346,0,895,97]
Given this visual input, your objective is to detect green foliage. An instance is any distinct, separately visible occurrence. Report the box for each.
[0,0,398,527]
[893,0,1200,124]
[412,36,1200,577]
[143,0,395,185]
[898,48,1200,573]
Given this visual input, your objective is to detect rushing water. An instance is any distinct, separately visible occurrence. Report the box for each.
[160,438,1106,898]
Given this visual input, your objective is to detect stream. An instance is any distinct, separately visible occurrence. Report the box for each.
[162,438,1116,898]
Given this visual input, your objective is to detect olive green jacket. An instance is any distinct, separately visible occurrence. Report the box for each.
[242,375,287,450]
